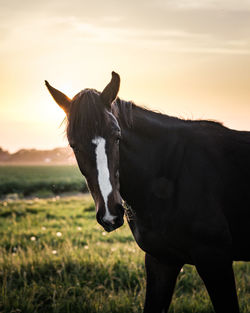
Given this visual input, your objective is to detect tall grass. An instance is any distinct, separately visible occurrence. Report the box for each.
[0,196,249,313]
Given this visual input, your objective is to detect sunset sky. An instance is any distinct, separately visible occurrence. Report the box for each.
[1,0,250,152]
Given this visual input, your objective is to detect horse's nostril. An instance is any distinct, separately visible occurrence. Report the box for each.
[114,216,124,227]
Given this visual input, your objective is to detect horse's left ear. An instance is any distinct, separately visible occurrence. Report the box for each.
[45,80,71,115]
[100,71,120,109]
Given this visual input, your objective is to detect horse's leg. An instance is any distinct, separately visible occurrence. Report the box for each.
[143,253,183,313]
[195,260,239,313]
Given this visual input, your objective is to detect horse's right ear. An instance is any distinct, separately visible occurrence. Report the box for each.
[100,71,120,109]
[45,80,71,115]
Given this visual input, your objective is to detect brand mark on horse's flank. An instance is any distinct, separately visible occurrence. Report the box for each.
[92,137,116,223]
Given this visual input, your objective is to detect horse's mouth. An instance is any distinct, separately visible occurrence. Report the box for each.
[101,216,124,232]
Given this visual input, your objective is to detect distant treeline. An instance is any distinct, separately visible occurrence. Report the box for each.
[0,147,76,165]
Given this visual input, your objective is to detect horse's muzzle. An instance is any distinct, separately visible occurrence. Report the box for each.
[96,204,124,232]
[102,216,124,232]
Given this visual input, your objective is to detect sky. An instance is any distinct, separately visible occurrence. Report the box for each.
[1,0,250,152]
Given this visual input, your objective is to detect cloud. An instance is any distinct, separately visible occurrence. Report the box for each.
[0,1,249,58]
[53,17,250,55]
[155,0,250,11]
[0,14,249,56]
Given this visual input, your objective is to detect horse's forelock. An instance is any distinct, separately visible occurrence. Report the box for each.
[66,89,134,143]
[66,89,105,142]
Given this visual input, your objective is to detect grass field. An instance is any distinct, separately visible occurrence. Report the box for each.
[0,166,87,197]
[0,195,249,313]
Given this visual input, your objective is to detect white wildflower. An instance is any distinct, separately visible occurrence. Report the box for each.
[128,247,136,253]
[30,236,36,241]
[56,232,62,237]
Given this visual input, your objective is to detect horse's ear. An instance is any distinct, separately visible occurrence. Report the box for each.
[45,80,71,115]
[100,71,120,109]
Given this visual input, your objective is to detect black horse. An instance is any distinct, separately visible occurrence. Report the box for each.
[46,72,250,313]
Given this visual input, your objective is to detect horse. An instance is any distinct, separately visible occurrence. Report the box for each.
[45,72,250,313]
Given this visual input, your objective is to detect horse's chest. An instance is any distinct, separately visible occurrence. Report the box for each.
[125,207,185,262]
[128,219,158,253]
[124,204,154,249]
[129,219,187,263]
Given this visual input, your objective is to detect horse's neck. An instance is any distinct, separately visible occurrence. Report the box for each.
[117,106,172,209]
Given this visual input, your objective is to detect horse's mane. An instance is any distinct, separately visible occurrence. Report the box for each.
[112,98,134,128]
[112,97,223,130]
[67,88,224,141]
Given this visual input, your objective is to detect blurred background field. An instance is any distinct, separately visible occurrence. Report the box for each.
[0,165,87,198]
[0,193,249,313]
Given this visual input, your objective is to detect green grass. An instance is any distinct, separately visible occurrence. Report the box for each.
[0,166,87,197]
[0,196,249,313]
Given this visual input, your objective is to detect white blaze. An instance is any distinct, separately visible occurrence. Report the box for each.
[92,137,116,223]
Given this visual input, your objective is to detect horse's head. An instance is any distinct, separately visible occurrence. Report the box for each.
[45,72,124,232]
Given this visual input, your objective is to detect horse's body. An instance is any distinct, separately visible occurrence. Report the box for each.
[117,100,250,263]
[46,72,250,313]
